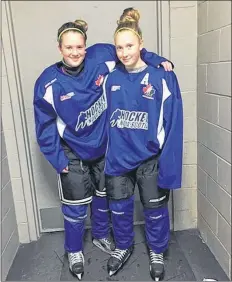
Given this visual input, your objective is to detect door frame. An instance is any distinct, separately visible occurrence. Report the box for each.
[2,0,171,241]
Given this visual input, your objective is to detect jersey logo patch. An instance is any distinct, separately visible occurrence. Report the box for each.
[75,94,107,132]
[111,85,121,91]
[142,84,155,100]
[95,75,104,86]
[60,92,75,101]
[110,108,148,130]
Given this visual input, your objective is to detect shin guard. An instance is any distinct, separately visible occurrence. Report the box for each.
[109,196,134,250]
[91,196,110,239]
[62,204,88,253]
[144,206,170,254]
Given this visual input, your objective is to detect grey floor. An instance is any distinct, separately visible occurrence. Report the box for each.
[6,226,229,281]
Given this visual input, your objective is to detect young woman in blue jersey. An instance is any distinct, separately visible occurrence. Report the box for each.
[33,17,173,280]
[104,8,183,281]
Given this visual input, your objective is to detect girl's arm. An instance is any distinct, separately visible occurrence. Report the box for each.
[34,79,69,173]
[157,71,183,189]
[86,43,174,71]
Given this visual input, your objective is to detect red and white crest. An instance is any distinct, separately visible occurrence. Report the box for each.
[142,84,155,100]
[95,75,104,86]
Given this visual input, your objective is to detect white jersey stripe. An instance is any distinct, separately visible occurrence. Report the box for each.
[157,79,171,149]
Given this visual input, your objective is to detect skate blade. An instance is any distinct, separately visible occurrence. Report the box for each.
[149,265,164,281]
[109,270,117,277]
[93,240,112,255]
[108,261,123,277]
[76,273,83,280]
[69,267,83,280]
[108,251,132,277]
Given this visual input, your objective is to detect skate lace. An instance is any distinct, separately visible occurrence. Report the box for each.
[69,251,84,265]
[112,248,128,260]
[101,237,111,245]
[149,250,164,264]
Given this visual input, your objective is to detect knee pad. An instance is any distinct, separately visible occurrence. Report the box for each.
[144,205,169,221]
[92,196,108,211]
[62,204,88,222]
[109,196,134,214]
[91,196,109,222]
[141,189,170,209]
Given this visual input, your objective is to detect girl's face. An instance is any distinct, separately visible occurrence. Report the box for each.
[59,31,86,67]
[115,30,143,69]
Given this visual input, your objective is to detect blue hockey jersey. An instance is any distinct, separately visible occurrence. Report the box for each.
[104,65,183,189]
[34,43,171,173]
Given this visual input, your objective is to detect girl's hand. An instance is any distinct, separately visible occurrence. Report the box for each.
[160,61,173,71]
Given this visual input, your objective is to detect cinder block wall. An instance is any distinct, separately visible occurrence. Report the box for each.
[1,49,20,280]
[197,1,231,278]
[2,2,35,244]
[170,1,198,230]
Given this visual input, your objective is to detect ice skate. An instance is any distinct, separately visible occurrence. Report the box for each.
[68,251,84,280]
[107,246,133,276]
[149,249,164,281]
[93,237,115,254]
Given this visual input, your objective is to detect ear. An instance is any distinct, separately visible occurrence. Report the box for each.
[58,44,62,54]
[139,39,144,51]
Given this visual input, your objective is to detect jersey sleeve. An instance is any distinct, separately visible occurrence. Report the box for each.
[33,79,69,173]
[86,43,117,63]
[102,73,111,121]
[141,48,174,69]
[157,71,183,189]
[86,43,174,72]
[102,73,114,143]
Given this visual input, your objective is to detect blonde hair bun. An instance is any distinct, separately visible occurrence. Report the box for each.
[74,19,88,32]
[118,8,140,25]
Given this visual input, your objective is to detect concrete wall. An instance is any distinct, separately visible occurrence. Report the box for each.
[197,1,231,278]
[1,48,20,281]
[2,1,40,245]
[170,1,198,230]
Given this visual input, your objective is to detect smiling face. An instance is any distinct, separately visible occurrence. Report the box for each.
[115,30,144,69]
[59,31,86,67]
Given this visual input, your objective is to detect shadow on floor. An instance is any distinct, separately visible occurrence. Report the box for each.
[6,227,229,281]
